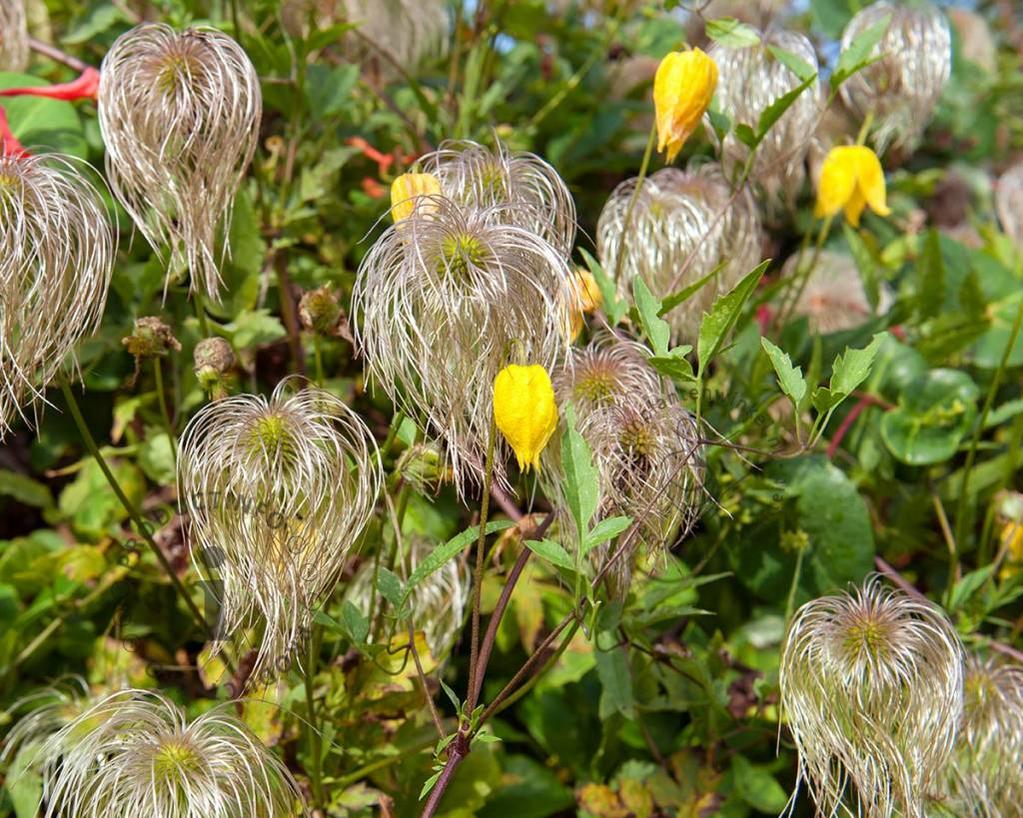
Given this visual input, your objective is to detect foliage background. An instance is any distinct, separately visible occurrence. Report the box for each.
[1,0,1023,816]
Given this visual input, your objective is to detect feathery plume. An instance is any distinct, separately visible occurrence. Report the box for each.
[596,163,762,342]
[0,151,115,439]
[839,1,951,153]
[707,30,822,202]
[995,162,1023,249]
[345,537,470,662]
[97,23,261,301]
[780,578,964,818]
[0,0,29,71]
[40,689,304,818]
[420,139,577,255]
[1,679,95,770]
[178,378,382,682]
[942,655,1023,818]
[353,194,576,492]
[781,249,891,334]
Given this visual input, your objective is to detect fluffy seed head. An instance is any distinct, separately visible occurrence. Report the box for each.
[345,537,470,661]
[839,1,951,152]
[707,30,822,203]
[40,689,304,818]
[1,679,96,771]
[353,195,576,493]
[943,655,1023,818]
[780,578,964,818]
[0,0,29,71]
[781,249,891,334]
[596,163,762,342]
[420,139,577,255]
[995,162,1023,249]
[178,378,382,683]
[0,152,115,439]
[98,23,261,301]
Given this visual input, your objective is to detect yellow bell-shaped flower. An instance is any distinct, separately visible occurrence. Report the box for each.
[565,268,604,341]
[653,48,718,164]
[815,145,891,227]
[390,172,441,223]
[493,364,558,472]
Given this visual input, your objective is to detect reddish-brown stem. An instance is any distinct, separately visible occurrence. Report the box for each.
[826,393,893,459]
[28,38,91,74]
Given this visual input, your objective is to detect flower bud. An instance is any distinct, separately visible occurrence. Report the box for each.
[815,145,890,226]
[390,172,441,223]
[193,337,235,394]
[653,48,718,163]
[493,364,558,472]
[565,268,603,341]
[298,284,342,335]
[121,316,181,359]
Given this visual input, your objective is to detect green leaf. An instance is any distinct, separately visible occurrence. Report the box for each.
[705,17,761,48]
[658,259,727,317]
[560,405,600,539]
[138,432,176,485]
[947,565,995,612]
[829,332,885,399]
[376,567,403,607]
[582,516,632,557]
[917,229,945,320]
[831,13,890,92]
[228,309,287,349]
[761,337,807,406]
[731,755,788,813]
[697,261,769,377]
[594,639,634,719]
[0,469,53,509]
[0,73,87,158]
[632,277,671,356]
[647,349,695,381]
[755,75,816,143]
[524,538,576,571]
[402,520,514,603]
[767,45,817,82]
[580,248,626,326]
[734,123,757,149]
[881,369,980,465]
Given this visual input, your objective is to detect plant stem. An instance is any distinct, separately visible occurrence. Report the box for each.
[152,358,177,460]
[313,336,325,387]
[337,736,437,789]
[304,632,324,812]
[785,546,806,620]
[465,419,497,712]
[611,121,657,287]
[59,381,220,654]
[193,290,211,337]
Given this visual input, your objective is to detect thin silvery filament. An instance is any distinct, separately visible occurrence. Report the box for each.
[781,249,892,334]
[353,194,575,493]
[98,23,261,301]
[597,163,762,343]
[0,151,115,439]
[178,378,382,683]
[40,689,305,818]
[340,0,450,69]
[708,30,822,204]
[839,1,951,153]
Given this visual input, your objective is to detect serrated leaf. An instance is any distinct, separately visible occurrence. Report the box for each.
[829,333,885,398]
[705,17,761,48]
[419,770,443,800]
[632,277,671,356]
[402,520,514,604]
[376,567,403,607]
[697,261,769,376]
[761,337,807,406]
[561,405,599,539]
[582,515,632,557]
[524,538,576,571]
[658,259,727,317]
[648,349,695,381]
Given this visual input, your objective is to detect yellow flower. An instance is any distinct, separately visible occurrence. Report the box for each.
[653,48,718,164]
[565,268,604,341]
[493,364,558,472]
[390,172,441,223]
[815,145,891,226]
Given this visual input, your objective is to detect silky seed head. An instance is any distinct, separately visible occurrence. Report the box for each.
[781,249,892,334]
[0,0,29,71]
[780,578,964,818]
[995,162,1023,249]
[596,163,762,343]
[839,1,951,153]
[178,378,382,683]
[0,152,115,440]
[353,195,576,494]
[40,689,305,818]
[98,23,261,301]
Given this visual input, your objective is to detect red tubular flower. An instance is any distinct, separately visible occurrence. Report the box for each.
[0,67,100,102]
[0,106,28,156]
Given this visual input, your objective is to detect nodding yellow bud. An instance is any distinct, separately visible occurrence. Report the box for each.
[815,145,891,226]
[653,48,718,164]
[390,172,441,223]
[565,268,604,341]
[493,364,558,473]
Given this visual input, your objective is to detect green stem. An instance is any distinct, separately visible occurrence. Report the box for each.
[785,546,807,620]
[612,121,658,288]
[336,737,436,789]
[59,381,221,656]
[152,358,177,461]
[313,336,324,387]
[193,290,211,337]
[304,631,324,811]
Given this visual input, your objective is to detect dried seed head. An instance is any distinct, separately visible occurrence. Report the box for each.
[0,0,29,71]
[596,163,762,342]
[298,285,342,335]
[839,1,951,153]
[780,578,964,818]
[995,162,1023,249]
[1,679,96,771]
[121,315,181,359]
[40,689,304,818]
[420,139,577,255]
[98,23,261,301]
[353,195,575,493]
[345,537,470,661]
[707,30,822,204]
[178,378,382,683]
[0,152,115,439]
[943,655,1023,817]
[781,249,891,334]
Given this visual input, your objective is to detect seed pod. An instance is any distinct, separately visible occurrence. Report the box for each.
[780,578,964,818]
[707,30,822,203]
[353,195,575,494]
[0,151,115,439]
[839,1,951,152]
[596,163,762,343]
[178,378,382,682]
[0,0,29,71]
[41,689,304,818]
[98,23,261,301]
